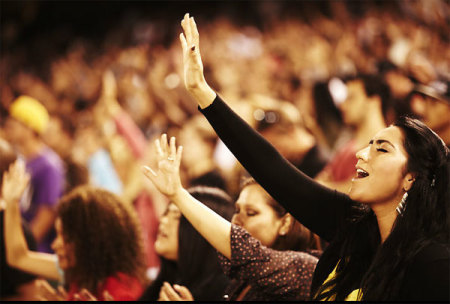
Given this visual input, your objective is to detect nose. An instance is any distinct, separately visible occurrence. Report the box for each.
[51,238,59,251]
[231,213,242,226]
[356,145,370,161]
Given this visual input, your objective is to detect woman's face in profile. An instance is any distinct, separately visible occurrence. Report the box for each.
[232,184,285,248]
[350,126,410,206]
[51,218,76,270]
[155,203,180,261]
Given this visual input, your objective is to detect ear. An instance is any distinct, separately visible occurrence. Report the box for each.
[402,172,416,192]
[278,214,293,236]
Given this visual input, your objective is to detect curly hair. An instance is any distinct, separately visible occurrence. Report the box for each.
[57,185,147,294]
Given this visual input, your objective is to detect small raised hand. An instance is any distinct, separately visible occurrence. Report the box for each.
[36,279,67,301]
[143,134,183,199]
[158,282,194,301]
[1,159,30,207]
[180,13,216,108]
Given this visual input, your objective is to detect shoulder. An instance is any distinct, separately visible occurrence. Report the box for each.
[30,148,64,175]
[411,242,449,265]
[103,273,143,301]
[401,242,449,301]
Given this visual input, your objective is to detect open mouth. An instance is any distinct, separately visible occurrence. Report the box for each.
[356,168,369,179]
[157,230,168,238]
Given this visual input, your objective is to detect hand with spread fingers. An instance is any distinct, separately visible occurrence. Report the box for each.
[36,279,67,301]
[1,159,30,207]
[143,134,184,199]
[158,282,194,301]
[180,13,216,109]
[73,288,115,301]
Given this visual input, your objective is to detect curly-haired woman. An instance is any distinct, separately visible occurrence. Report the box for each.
[3,163,147,301]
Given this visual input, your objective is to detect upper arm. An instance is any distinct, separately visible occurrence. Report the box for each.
[201,96,353,241]
[12,251,60,282]
[29,206,56,242]
[401,249,449,301]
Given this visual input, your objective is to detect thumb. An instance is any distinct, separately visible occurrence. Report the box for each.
[174,285,193,300]
[142,166,157,183]
[103,290,114,301]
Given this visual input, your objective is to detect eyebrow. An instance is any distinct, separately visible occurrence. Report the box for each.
[369,139,396,149]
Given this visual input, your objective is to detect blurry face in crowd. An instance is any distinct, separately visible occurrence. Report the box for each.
[350,126,412,206]
[339,80,368,127]
[232,184,285,248]
[43,117,72,157]
[385,70,414,100]
[4,118,33,147]
[154,203,180,261]
[410,94,450,134]
[51,218,76,270]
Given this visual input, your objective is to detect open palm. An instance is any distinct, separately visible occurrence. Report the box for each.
[143,134,183,198]
[2,160,30,207]
[180,13,207,92]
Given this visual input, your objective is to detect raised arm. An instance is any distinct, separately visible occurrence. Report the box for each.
[2,160,60,281]
[180,13,353,242]
[143,134,232,258]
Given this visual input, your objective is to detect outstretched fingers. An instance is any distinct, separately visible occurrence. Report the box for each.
[161,133,169,155]
[182,13,192,46]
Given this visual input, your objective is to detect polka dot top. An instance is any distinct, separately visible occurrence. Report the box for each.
[218,224,319,301]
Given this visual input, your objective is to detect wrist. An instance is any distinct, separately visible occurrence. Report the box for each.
[189,83,216,109]
[170,187,187,204]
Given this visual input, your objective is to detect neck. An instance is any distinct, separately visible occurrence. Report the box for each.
[354,108,386,147]
[20,138,45,159]
[371,203,398,243]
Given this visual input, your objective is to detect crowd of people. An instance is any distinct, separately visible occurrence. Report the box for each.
[1,0,449,301]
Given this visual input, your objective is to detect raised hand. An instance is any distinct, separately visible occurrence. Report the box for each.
[73,288,115,301]
[180,13,216,108]
[1,159,30,206]
[158,282,194,301]
[36,279,67,301]
[143,134,183,199]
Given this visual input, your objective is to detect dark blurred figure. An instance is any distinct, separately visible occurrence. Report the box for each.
[409,78,450,147]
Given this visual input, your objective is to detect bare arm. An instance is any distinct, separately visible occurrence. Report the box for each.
[143,134,231,259]
[29,206,56,243]
[2,160,60,281]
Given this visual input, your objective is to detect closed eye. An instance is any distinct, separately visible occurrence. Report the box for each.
[246,210,257,216]
[377,148,388,152]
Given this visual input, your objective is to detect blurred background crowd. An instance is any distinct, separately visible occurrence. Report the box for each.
[1,0,449,301]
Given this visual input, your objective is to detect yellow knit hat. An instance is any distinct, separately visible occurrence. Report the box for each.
[10,95,50,134]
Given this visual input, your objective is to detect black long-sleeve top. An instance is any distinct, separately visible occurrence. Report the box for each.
[199,95,449,301]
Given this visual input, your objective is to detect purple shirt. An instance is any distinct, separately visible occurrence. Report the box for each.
[21,147,64,253]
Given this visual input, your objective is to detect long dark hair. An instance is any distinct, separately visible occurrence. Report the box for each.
[313,116,449,300]
[142,186,234,301]
[57,186,147,295]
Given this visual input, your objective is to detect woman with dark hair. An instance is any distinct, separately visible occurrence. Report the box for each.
[3,167,147,301]
[139,186,233,301]
[164,14,448,301]
[144,135,321,301]
[221,178,321,300]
